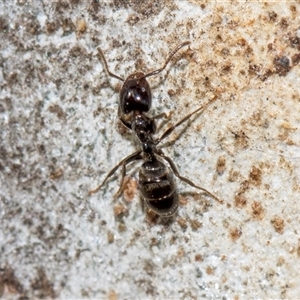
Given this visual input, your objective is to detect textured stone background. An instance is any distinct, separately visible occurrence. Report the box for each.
[1,1,300,299]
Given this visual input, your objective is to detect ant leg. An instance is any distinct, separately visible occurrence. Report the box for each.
[118,106,132,130]
[89,150,142,196]
[155,96,218,144]
[113,163,127,199]
[152,111,174,132]
[152,110,174,120]
[119,117,132,130]
[97,48,124,82]
[160,153,223,204]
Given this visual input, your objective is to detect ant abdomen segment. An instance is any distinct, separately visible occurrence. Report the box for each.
[139,159,178,217]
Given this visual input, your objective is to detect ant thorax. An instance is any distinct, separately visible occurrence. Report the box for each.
[131,113,157,155]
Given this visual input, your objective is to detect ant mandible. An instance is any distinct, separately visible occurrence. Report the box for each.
[89,41,223,217]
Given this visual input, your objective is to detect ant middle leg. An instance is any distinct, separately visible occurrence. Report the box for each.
[160,152,223,204]
[89,150,142,196]
[113,163,129,199]
[155,96,218,144]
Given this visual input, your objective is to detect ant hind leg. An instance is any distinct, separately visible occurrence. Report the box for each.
[89,150,142,196]
[160,153,223,204]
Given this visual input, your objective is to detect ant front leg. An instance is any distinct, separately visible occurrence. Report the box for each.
[152,110,174,120]
[118,106,132,130]
[152,110,175,132]
[89,150,142,196]
[160,152,223,204]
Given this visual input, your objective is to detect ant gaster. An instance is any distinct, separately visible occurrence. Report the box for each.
[89,41,223,217]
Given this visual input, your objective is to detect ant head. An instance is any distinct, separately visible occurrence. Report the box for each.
[120,72,152,115]
[98,41,190,115]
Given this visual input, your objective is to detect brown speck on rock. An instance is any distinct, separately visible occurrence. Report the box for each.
[24,16,41,35]
[229,227,242,241]
[145,209,160,225]
[108,290,118,300]
[45,21,58,35]
[107,231,114,243]
[236,38,247,47]
[289,36,300,49]
[251,201,264,220]
[118,223,127,232]
[126,14,140,26]
[249,111,269,128]
[249,63,272,80]
[77,19,87,36]
[273,56,291,76]
[48,104,65,119]
[234,180,250,207]
[195,254,203,261]
[123,176,137,202]
[292,53,300,65]
[221,63,233,74]
[177,217,188,230]
[267,11,277,22]
[231,129,249,150]
[297,240,300,257]
[271,216,285,234]
[279,17,289,29]
[114,0,162,17]
[234,194,247,208]
[177,247,185,260]
[189,219,202,231]
[69,45,88,58]
[143,260,155,276]
[290,4,297,13]
[61,18,75,36]
[228,169,240,182]
[113,204,128,218]
[248,64,262,76]
[206,266,215,275]
[167,89,176,97]
[49,168,63,180]
[31,268,56,299]
[0,267,24,297]
[260,68,273,81]
[178,195,188,207]
[221,47,230,57]
[216,156,226,175]
[277,256,285,267]
[0,16,8,32]
[148,238,157,248]
[268,43,274,51]
[249,166,262,186]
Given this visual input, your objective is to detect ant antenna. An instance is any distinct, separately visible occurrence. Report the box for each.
[143,41,191,79]
[97,47,125,82]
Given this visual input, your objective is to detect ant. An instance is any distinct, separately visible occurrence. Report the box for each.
[89,41,223,217]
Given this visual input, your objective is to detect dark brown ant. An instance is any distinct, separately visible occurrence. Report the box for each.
[89,42,222,217]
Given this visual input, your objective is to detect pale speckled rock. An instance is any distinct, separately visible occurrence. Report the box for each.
[0,1,300,299]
